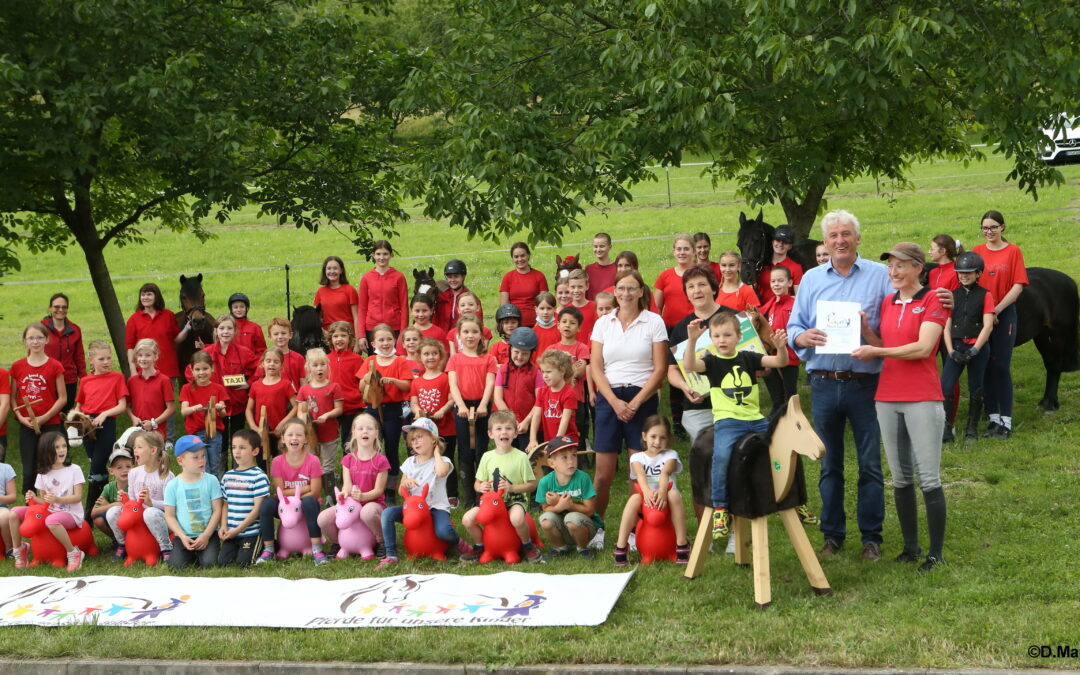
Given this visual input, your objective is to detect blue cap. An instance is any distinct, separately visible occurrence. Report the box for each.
[174,435,206,457]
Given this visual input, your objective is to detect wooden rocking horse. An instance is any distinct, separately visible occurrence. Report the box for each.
[257,405,272,462]
[64,410,97,448]
[684,395,830,608]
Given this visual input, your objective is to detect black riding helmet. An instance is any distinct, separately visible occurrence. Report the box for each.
[444,259,467,276]
[507,327,539,351]
[773,225,795,244]
[228,292,250,308]
[954,251,984,274]
[495,303,522,323]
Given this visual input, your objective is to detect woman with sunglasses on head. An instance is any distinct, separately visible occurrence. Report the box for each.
[971,210,1027,439]
[41,293,84,412]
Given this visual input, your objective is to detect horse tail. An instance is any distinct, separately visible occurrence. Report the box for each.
[1061,274,1080,373]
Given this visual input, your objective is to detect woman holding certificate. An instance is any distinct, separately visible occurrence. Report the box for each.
[853,242,950,572]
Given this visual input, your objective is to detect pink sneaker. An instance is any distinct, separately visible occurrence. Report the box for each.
[456,539,475,558]
[374,556,399,571]
[66,547,85,572]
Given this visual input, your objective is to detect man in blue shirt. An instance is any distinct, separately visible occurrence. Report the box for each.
[787,209,892,562]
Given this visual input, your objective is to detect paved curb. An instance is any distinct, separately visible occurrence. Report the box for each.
[2,663,1077,675]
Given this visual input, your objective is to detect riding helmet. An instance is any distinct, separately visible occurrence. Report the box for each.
[954,251,985,274]
[495,303,522,323]
[507,327,539,352]
[228,292,250,309]
[773,225,796,244]
[444,259,467,276]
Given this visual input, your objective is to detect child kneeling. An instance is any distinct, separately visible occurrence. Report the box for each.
[535,435,602,559]
[612,415,690,565]
[460,411,539,562]
[376,418,474,569]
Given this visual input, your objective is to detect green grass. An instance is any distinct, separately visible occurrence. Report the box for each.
[1,154,1079,667]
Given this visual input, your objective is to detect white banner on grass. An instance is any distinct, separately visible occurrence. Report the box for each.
[0,571,634,628]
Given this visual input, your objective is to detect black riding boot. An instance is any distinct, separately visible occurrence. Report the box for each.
[85,477,109,522]
[942,395,956,443]
[965,389,984,440]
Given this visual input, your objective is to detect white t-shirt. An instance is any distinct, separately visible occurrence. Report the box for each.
[0,463,15,496]
[590,310,668,388]
[400,454,452,512]
[127,465,176,510]
[629,449,682,490]
[35,464,86,521]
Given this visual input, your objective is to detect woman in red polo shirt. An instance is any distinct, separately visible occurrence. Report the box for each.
[499,242,548,327]
[356,240,409,352]
[313,255,360,338]
[972,210,1027,440]
[41,292,85,411]
[853,242,949,572]
[125,283,181,380]
[652,233,696,329]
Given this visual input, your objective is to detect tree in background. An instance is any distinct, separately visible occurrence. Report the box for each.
[397,0,1080,241]
[0,0,407,372]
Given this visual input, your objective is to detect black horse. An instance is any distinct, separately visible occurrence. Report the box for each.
[411,267,441,310]
[921,263,1079,412]
[289,305,326,356]
[175,274,216,384]
[736,210,821,286]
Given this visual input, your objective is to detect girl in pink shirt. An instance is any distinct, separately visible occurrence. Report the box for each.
[255,418,327,565]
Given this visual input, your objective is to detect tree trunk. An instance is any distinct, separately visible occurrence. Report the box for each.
[67,212,131,377]
[779,182,828,241]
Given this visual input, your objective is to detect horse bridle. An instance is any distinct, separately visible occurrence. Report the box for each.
[741,226,771,278]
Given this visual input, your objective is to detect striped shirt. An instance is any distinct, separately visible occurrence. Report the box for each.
[220,466,270,537]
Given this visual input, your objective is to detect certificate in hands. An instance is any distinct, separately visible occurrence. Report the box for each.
[815,301,861,354]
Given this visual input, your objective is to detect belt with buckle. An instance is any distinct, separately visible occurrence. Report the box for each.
[811,370,870,381]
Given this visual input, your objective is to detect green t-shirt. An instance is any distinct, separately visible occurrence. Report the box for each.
[101,481,120,503]
[476,448,535,506]
[535,469,603,529]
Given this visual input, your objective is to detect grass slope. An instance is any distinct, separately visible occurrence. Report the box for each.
[0,154,1078,668]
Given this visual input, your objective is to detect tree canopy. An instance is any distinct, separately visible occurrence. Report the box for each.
[398,0,1080,240]
[0,0,406,370]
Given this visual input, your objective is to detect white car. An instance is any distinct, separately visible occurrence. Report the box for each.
[1040,114,1080,164]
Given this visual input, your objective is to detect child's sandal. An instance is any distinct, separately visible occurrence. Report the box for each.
[613,546,629,567]
[675,544,691,564]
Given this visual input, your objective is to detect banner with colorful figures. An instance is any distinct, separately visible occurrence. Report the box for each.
[0,571,634,628]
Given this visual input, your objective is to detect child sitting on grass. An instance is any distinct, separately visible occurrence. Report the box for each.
[91,447,133,550]
[460,410,540,562]
[535,435,601,560]
[218,429,270,567]
[164,435,223,569]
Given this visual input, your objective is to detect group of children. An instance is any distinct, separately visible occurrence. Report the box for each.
[2,229,825,572]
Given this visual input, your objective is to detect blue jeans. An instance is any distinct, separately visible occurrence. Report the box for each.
[380,506,457,559]
[810,372,884,546]
[194,429,223,479]
[984,304,1017,418]
[711,417,770,508]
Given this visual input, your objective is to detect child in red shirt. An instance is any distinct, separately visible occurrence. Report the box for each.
[552,307,592,445]
[72,340,130,510]
[447,292,492,356]
[246,346,299,471]
[489,304,522,367]
[298,348,344,492]
[180,351,229,477]
[410,338,459,503]
[355,324,415,489]
[554,278,572,312]
[760,266,801,415]
[398,326,423,364]
[128,338,176,437]
[327,321,364,454]
[261,317,306,390]
[434,259,482,332]
[567,269,597,344]
[529,349,579,447]
[186,315,259,461]
[493,327,542,451]
[229,292,267,356]
[12,324,68,492]
[532,292,560,358]
[446,314,498,509]
[584,233,617,301]
[716,251,761,311]
[313,255,359,333]
[357,240,409,348]
[406,296,449,352]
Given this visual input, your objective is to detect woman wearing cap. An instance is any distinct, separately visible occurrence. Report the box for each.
[41,293,85,411]
[357,240,409,353]
[590,269,668,546]
[972,210,1027,439]
[499,242,548,327]
[853,242,950,572]
[125,283,182,380]
[755,225,803,300]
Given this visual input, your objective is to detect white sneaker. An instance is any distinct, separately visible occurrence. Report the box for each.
[588,528,605,551]
[627,532,637,553]
[725,534,736,555]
